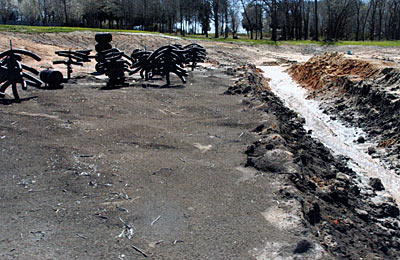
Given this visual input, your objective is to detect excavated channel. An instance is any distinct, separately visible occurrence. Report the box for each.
[260,66,400,203]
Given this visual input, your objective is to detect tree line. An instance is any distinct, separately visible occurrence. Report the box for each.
[1,0,400,41]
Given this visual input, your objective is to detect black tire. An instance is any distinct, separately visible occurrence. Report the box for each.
[113,60,126,67]
[95,56,103,62]
[40,70,63,85]
[95,43,112,53]
[95,63,105,73]
[108,71,125,78]
[95,33,112,43]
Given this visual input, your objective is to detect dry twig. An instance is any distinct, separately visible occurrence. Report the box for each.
[131,245,147,258]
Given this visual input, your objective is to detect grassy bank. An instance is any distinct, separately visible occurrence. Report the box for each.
[0,24,152,34]
[180,34,277,45]
[281,39,400,47]
[2,25,400,47]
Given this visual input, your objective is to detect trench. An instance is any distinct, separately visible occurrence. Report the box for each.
[260,65,400,203]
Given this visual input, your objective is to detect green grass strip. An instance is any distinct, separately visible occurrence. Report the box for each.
[2,25,400,47]
[0,24,156,34]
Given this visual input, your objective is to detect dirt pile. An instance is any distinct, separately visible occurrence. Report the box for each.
[230,65,400,259]
[289,52,380,90]
[288,53,400,174]
[225,64,270,95]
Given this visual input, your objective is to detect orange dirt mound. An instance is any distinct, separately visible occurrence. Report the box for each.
[288,52,380,90]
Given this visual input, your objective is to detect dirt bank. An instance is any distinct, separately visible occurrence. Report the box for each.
[288,52,400,174]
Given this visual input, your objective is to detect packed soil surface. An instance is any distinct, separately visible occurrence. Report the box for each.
[1,31,400,259]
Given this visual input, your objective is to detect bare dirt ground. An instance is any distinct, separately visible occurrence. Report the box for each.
[1,31,400,259]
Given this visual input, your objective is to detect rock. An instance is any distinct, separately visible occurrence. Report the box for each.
[264,134,287,148]
[293,240,312,254]
[304,201,321,225]
[369,128,382,135]
[369,177,385,191]
[357,136,365,143]
[327,188,349,205]
[383,204,400,218]
[323,234,338,249]
[253,124,264,132]
[368,146,377,155]
[225,67,236,76]
[336,172,350,182]
[380,219,400,230]
[337,104,346,111]
[265,143,274,150]
[242,86,252,94]
[355,208,369,221]
[375,203,400,218]
[253,149,299,174]
[300,153,314,167]
[245,144,255,155]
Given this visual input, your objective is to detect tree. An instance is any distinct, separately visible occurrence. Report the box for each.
[199,0,211,36]
[224,0,229,38]
[10,0,400,42]
[211,0,221,38]
[61,0,69,25]
[18,0,40,25]
[323,0,353,40]
[82,0,102,27]
[368,0,378,40]
[163,0,178,33]
[354,0,362,41]
[386,0,400,39]
[229,0,240,38]
[241,0,255,39]
[0,0,15,24]
[254,0,263,39]
[313,0,319,40]
[302,0,311,39]
[262,0,279,41]
[376,0,386,40]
